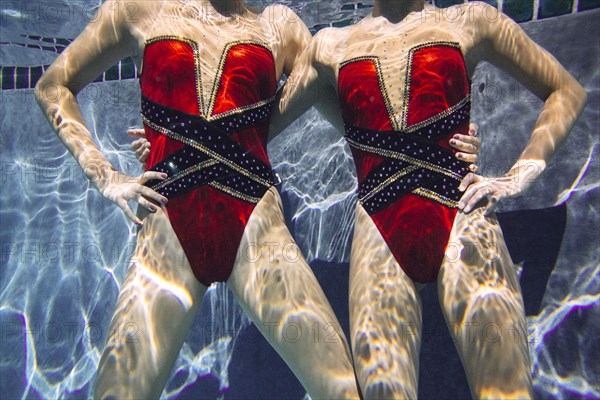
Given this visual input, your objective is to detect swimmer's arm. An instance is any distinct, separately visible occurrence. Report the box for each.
[269,29,344,140]
[269,5,312,82]
[35,0,135,188]
[459,3,587,213]
[35,1,166,223]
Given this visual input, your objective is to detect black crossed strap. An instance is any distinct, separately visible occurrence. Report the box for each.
[141,94,276,203]
[346,98,472,214]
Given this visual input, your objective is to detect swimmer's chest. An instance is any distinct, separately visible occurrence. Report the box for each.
[138,15,279,117]
[335,19,473,129]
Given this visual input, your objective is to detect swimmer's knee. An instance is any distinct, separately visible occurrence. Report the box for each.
[360,380,416,400]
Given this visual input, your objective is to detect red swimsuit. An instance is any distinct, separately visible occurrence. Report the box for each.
[338,42,471,283]
[140,37,277,286]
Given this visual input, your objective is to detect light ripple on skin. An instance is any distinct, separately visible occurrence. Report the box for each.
[0,5,598,400]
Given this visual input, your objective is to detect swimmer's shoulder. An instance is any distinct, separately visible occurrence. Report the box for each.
[259,4,310,74]
[440,1,506,29]
[259,5,310,46]
[260,4,305,28]
[309,26,353,69]
[444,1,516,44]
[96,0,167,59]
[97,0,165,35]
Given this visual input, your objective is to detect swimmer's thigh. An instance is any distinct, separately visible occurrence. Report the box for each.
[94,207,207,399]
[227,188,359,400]
[438,207,532,399]
[349,204,422,399]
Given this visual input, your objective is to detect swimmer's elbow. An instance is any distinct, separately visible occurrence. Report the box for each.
[34,77,46,105]
[34,72,59,106]
[563,78,588,120]
[35,74,66,130]
[548,76,588,119]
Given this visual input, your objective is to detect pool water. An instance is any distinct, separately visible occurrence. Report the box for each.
[1,1,598,399]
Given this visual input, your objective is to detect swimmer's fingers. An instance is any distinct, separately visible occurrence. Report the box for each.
[458,174,488,213]
[459,186,490,214]
[115,197,143,226]
[467,124,480,172]
[127,128,147,138]
[131,138,146,152]
[135,171,169,203]
[455,151,478,164]
[468,123,479,138]
[138,186,168,206]
[136,172,168,204]
[483,196,499,216]
[450,133,479,152]
[451,134,480,154]
[459,171,522,214]
[132,139,151,164]
[139,149,150,167]
[134,192,159,213]
[458,172,477,192]
[138,171,167,185]
[99,170,163,225]
[451,133,480,165]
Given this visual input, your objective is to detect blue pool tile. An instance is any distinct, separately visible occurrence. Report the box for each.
[30,66,44,88]
[2,66,15,90]
[502,0,534,22]
[469,0,498,7]
[341,3,372,11]
[578,0,600,11]
[332,18,354,27]
[538,0,573,18]
[121,58,137,80]
[434,0,464,7]
[16,67,28,89]
[104,64,119,82]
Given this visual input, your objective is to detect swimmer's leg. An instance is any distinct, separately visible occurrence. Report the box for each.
[438,207,533,399]
[227,188,360,399]
[348,204,422,399]
[93,207,207,399]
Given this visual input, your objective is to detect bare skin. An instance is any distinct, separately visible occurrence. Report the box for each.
[35,1,360,398]
[252,1,587,399]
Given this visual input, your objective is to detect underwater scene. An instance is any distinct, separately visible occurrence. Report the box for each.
[1,0,598,399]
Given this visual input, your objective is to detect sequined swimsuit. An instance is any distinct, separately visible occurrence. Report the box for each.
[140,37,277,285]
[338,42,471,283]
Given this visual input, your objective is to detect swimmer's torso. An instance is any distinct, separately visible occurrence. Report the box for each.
[319,3,485,282]
[324,3,481,110]
[129,1,298,285]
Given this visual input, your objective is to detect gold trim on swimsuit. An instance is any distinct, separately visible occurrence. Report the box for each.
[340,55,400,131]
[144,37,274,122]
[206,39,274,118]
[141,115,273,188]
[402,41,464,131]
[145,35,205,116]
[345,137,464,181]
